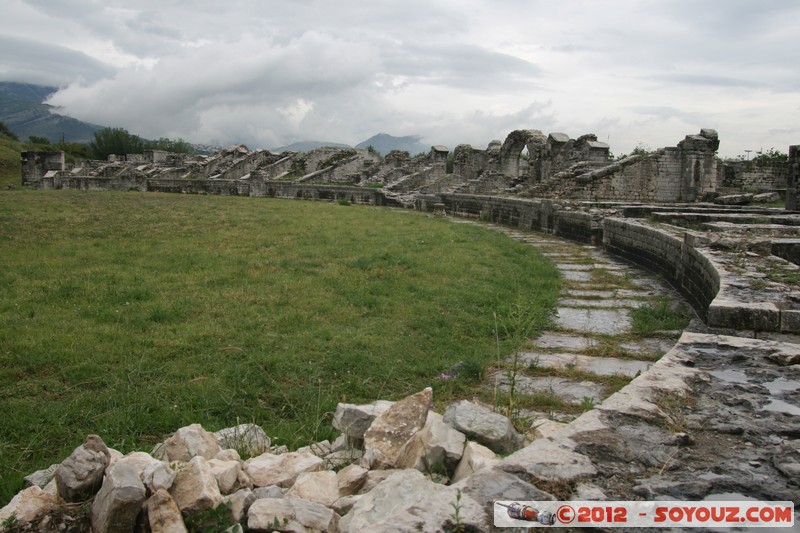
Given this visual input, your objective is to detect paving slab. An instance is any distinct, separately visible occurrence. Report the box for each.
[561,271,594,282]
[516,352,652,378]
[554,307,632,335]
[555,264,595,271]
[494,374,605,404]
[557,298,648,309]
[532,332,595,351]
[619,338,677,355]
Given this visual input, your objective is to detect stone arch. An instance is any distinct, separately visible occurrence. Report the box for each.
[499,129,548,181]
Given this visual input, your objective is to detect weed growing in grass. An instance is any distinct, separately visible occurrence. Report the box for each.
[493,302,553,427]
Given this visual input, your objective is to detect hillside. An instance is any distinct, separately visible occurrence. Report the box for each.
[0,81,103,143]
[0,131,27,189]
[356,133,429,155]
[272,140,351,152]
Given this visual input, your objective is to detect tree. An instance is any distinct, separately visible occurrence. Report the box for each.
[147,137,194,154]
[28,135,50,145]
[90,127,145,160]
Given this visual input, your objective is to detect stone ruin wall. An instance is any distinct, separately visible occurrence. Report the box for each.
[20,128,798,210]
[719,160,789,193]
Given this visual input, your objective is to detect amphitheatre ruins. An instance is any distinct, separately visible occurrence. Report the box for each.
[5,128,799,530]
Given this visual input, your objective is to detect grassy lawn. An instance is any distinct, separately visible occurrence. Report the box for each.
[0,190,560,503]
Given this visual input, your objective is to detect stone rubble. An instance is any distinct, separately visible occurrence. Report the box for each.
[0,390,542,532]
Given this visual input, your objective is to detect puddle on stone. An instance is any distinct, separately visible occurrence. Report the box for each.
[702,492,760,502]
[708,369,750,384]
[761,399,800,416]
[762,377,800,394]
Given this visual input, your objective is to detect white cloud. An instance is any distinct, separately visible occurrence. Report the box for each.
[1,0,798,156]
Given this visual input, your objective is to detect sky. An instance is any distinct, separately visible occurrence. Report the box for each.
[1,0,798,157]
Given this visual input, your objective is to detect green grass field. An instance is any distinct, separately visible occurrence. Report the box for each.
[0,190,560,504]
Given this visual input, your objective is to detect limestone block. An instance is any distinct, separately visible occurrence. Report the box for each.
[357,469,402,494]
[143,460,177,494]
[90,462,147,533]
[362,388,432,469]
[0,485,61,526]
[214,423,270,458]
[169,456,222,514]
[339,469,487,533]
[332,400,393,440]
[332,494,361,515]
[781,309,800,334]
[55,434,111,502]
[453,467,555,504]
[23,464,58,489]
[323,448,363,468]
[452,441,498,483]
[286,470,338,507]
[396,411,466,472]
[162,424,222,462]
[443,400,524,454]
[208,458,249,495]
[253,485,284,499]
[147,488,187,533]
[336,463,368,497]
[243,451,324,488]
[215,449,241,462]
[247,497,339,533]
[708,299,780,331]
[498,437,597,483]
[531,418,567,440]
[221,488,256,524]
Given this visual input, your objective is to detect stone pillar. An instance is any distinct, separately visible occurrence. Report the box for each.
[429,146,449,179]
[787,145,799,211]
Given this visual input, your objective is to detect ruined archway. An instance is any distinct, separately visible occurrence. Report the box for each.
[499,129,547,181]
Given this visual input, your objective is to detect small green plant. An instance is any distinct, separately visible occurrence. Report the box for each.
[2,514,19,530]
[183,501,234,532]
[580,396,595,411]
[337,198,351,206]
[266,516,291,531]
[448,488,465,533]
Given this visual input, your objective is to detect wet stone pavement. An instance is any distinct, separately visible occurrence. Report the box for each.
[455,221,690,433]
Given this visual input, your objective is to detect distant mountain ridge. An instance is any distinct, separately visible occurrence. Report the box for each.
[356,133,429,155]
[0,82,433,155]
[272,140,352,152]
[0,81,103,143]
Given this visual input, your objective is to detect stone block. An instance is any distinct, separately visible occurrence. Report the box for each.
[90,462,147,533]
[443,400,523,454]
[55,435,111,502]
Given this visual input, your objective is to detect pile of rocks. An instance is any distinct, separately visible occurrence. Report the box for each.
[0,388,540,532]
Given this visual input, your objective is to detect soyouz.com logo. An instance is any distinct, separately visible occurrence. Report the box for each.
[493,501,796,528]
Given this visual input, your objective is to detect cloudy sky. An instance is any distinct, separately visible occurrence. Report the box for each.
[1,0,798,156]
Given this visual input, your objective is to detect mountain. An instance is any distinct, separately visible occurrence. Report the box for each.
[272,140,352,152]
[355,133,429,156]
[0,82,103,143]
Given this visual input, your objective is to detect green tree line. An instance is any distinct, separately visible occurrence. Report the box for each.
[3,121,194,161]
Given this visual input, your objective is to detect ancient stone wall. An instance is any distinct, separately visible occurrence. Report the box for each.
[719,160,789,192]
[20,151,64,184]
[787,145,799,210]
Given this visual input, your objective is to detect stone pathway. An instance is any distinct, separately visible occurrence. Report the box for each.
[456,222,692,435]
